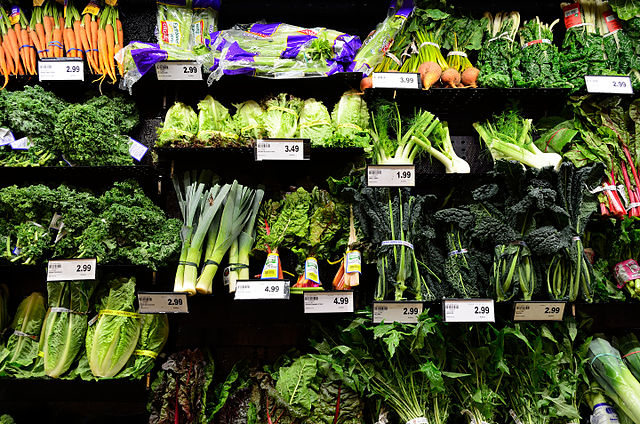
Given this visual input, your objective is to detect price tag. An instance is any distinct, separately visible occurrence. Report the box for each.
[38,58,84,81]
[128,138,148,161]
[372,72,421,89]
[47,258,96,281]
[10,137,32,150]
[372,301,423,324]
[367,165,415,187]
[138,292,189,314]
[0,130,14,147]
[513,301,566,321]
[304,291,354,313]
[585,75,633,94]
[234,279,290,300]
[155,61,203,81]
[254,139,309,161]
[442,299,495,323]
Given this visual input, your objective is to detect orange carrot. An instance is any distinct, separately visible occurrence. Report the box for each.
[62,27,71,57]
[6,28,22,74]
[19,28,33,75]
[13,24,27,74]
[43,15,52,58]
[35,22,46,58]
[98,26,112,81]
[0,45,8,88]
[72,22,82,59]
[2,39,14,75]
[76,21,94,72]
[29,29,43,60]
[116,18,123,50]
[91,19,98,72]
[52,27,62,57]
[105,22,115,81]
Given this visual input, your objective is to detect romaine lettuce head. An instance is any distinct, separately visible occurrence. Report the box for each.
[233,100,264,141]
[196,95,238,146]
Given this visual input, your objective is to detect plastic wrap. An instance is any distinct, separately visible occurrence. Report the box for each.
[203,22,361,82]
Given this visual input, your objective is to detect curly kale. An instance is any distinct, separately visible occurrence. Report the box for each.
[52,101,135,166]
[0,181,179,268]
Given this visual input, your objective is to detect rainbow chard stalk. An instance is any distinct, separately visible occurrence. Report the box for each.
[196,181,257,295]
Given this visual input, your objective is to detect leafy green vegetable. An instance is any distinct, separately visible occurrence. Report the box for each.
[41,280,96,378]
[610,0,640,20]
[233,100,265,141]
[262,93,304,139]
[117,314,169,379]
[477,12,520,88]
[157,102,199,147]
[329,90,370,148]
[86,277,141,378]
[0,292,46,375]
[196,95,239,146]
[298,98,333,147]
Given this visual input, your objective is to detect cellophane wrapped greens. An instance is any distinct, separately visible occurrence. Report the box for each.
[157,102,199,147]
[0,292,46,376]
[86,277,141,379]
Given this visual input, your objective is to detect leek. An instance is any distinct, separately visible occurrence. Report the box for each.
[196,181,256,294]
[588,338,640,423]
[180,183,230,295]
[227,187,265,293]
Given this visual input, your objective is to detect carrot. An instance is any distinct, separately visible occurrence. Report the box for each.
[6,28,22,75]
[14,23,27,74]
[105,21,116,81]
[20,29,34,75]
[62,27,71,57]
[90,19,98,72]
[116,18,123,50]
[29,29,43,60]
[52,27,62,57]
[76,21,94,72]
[35,20,46,58]
[73,22,83,59]
[43,14,52,58]
[98,26,113,82]
[2,39,14,75]
[0,46,8,88]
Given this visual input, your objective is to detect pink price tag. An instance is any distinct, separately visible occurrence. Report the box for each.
[615,259,640,288]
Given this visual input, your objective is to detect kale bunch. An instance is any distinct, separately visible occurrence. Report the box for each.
[52,95,139,166]
[76,181,181,270]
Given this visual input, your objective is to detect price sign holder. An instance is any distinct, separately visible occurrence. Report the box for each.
[513,301,566,321]
[442,298,495,323]
[234,279,290,300]
[38,58,84,81]
[155,61,203,81]
[138,292,189,314]
[372,300,423,324]
[367,165,416,187]
[47,258,96,281]
[372,72,421,89]
[304,291,354,314]
[254,138,310,161]
[585,75,633,94]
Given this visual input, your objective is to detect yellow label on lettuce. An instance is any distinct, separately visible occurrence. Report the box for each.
[345,250,361,274]
[160,20,183,46]
[261,253,279,279]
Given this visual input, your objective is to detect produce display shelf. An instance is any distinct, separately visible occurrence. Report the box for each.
[0,165,159,186]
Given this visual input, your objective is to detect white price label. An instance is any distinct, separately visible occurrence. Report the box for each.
[372,301,423,324]
[372,72,421,89]
[155,61,203,81]
[0,130,14,147]
[255,139,306,161]
[234,279,290,300]
[47,258,96,281]
[138,292,189,314]
[406,419,429,424]
[38,59,84,81]
[129,138,148,161]
[443,299,495,323]
[304,291,354,313]
[513,301,566,321]
[10,137,32,150]
[585,75,633,94]
[367,165,415,187]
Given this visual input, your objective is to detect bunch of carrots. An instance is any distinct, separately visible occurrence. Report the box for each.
[0,1,123,88]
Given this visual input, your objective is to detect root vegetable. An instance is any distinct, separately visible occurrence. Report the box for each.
[461,67,480,87]
[360,76,373,91]
[417,61,441,89]
[441,67,461,88]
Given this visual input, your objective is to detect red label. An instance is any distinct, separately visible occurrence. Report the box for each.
[298,29,318,36]
[615,259,640,288]
[563,3,583,29]
[603,11,622,33]
[161,21,169,43]
[524,39,551,48]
